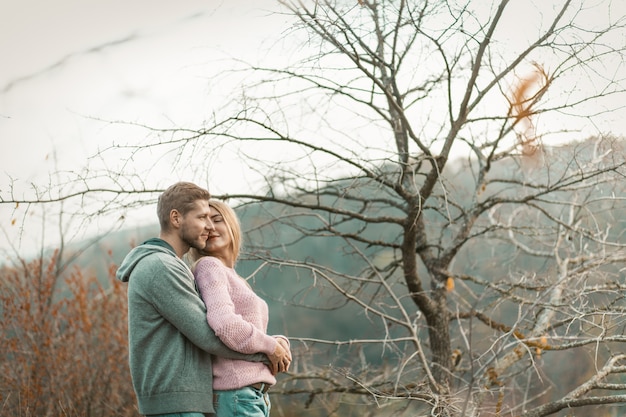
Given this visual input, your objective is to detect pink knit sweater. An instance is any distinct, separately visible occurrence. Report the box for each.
[194,256,279,390]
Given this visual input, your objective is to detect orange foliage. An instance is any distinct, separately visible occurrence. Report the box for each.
[510,63,550,158]
[445,277,455,292]
[0,251,137,417]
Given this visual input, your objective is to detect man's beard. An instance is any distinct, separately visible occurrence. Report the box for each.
[180,224,207,251]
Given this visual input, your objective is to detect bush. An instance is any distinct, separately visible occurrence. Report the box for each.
[0,249,138,417]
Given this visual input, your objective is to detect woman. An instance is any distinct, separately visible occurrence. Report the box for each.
[188,199,291,417]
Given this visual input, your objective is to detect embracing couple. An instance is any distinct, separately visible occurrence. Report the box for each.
[116,182,292,417]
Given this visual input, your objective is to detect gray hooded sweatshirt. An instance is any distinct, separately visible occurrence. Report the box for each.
[116,238,266,415]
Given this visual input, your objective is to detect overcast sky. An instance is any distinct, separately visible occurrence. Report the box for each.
[2,1,624,191]
[0,0,286,189]
[0,0,292,258]
[1,0,624,259]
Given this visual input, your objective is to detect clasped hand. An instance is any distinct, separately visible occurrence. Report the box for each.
[267,337,292,375]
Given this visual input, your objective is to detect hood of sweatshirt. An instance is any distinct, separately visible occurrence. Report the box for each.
[116,238,176,283]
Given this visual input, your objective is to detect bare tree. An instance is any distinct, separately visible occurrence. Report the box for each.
[2,1,626,416]
[170,1,624,415]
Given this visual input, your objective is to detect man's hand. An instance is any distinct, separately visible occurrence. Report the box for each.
[276,337,292,362]
[267,338,292,375]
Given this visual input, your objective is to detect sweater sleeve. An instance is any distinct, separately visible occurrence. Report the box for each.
[195,257,277,355]
[138,253,268,362]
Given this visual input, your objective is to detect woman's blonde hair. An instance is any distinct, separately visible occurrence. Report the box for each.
[187,199,242,266]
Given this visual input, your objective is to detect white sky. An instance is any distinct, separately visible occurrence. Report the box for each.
[0,0,624,259]
[0,0,290,258]
[0,0,286,188]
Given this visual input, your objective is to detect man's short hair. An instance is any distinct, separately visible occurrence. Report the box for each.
[157,182,211,231]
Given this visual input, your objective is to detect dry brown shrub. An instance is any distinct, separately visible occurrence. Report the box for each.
[0,250,138,417]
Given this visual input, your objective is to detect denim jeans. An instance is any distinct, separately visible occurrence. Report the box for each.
[213,386,271,417]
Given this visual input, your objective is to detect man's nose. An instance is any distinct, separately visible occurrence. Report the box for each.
[206,219,215,230]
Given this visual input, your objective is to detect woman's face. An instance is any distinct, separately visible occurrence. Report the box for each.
[203,206,233,259]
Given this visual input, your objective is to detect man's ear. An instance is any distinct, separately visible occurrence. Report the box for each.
[170,209,182,228]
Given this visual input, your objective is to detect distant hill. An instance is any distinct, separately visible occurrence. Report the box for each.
[51,136,626,370]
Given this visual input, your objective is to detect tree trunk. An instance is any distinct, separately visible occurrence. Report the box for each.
[425,288,452,391]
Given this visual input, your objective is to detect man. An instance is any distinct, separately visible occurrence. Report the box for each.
[116,182,284,416]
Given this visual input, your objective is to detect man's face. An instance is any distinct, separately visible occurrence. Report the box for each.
[179,200,212,251]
